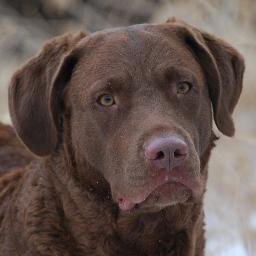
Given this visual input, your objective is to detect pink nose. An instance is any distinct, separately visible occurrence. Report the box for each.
[144,136,188,172]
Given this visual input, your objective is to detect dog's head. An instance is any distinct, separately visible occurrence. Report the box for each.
[9,19,244,213]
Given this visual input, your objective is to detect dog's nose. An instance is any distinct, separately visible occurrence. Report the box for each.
[144,136,188,172]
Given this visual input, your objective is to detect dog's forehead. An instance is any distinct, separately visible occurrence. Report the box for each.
[73,25,204,87]
[82,24,190,62]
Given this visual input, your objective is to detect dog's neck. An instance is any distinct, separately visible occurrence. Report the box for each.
[42,134,217,255]
[46,155,205,255]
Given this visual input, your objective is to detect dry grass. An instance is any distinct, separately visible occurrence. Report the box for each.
[0,1,255,255]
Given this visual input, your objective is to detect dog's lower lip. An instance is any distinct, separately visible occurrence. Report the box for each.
[140,181,188,203]
[118,181,189,212]
[117,172,201,212]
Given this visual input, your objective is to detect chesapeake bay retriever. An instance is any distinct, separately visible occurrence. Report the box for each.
[0,18,244,255]
[0,123,33,176]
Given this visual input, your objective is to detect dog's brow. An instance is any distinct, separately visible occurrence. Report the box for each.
[156,65,199,84]
[88,77,127,93]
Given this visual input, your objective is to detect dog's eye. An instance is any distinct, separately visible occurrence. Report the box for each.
[98,94,115,107]
[176,82,191,95]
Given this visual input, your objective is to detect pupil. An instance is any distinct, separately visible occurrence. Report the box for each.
[179,84,188,92]
[105,96,111,102]
[103,95,112,105]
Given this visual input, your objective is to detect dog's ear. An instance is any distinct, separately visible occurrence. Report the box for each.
[167,18,245,136]
[9,32,87,156]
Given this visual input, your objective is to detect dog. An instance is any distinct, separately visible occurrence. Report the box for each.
[0,18,244,255]
[0,123,33,176]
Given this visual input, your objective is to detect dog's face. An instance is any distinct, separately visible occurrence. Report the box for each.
[67,27,212,212]
[9,20,244,213]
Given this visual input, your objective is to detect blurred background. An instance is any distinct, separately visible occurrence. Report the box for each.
[0,0,255,255]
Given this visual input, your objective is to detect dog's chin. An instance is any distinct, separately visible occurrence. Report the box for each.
[118,182,194,215]
[136,182,191,212]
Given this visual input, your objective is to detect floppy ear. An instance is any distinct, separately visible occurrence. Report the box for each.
[9,32,87,157]
[167,18,245,137]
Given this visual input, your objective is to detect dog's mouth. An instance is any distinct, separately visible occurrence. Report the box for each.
[115,168,202,212]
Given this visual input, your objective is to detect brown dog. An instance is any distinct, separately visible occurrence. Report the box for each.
[0,123,33,176]
[0,18,244,255]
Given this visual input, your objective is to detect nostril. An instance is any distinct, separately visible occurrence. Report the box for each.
[118,198,123,203]
[174,148,187,158]
[155,151,165,160]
